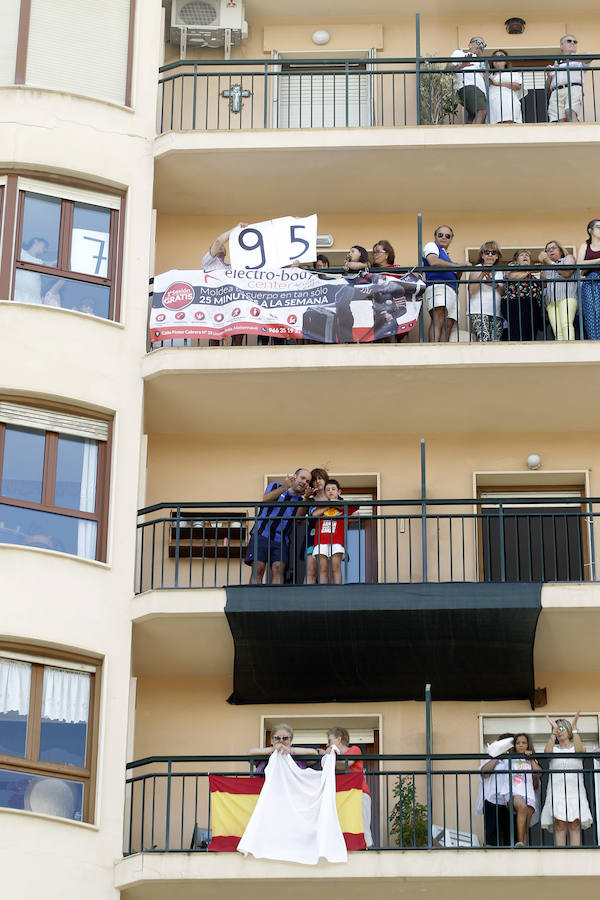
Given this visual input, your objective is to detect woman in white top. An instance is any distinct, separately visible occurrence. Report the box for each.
[467,241,505,341]
[504,733,542,847]
[540,713,593,845]
[488,50,523,124]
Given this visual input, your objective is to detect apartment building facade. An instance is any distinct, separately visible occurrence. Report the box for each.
[2,1,600,899]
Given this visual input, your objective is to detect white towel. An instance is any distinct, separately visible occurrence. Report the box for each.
[237,748,347,864]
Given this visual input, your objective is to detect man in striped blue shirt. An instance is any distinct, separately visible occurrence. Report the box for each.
[245,468,311,584]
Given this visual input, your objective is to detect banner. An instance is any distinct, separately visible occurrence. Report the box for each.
[150,267,423,344]
[207,772,366,852]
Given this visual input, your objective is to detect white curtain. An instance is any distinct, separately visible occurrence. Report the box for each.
[42,667,90,724]
[0,658,31,716]
[77,439,98,559]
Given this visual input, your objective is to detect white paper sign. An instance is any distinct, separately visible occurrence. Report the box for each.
[70,228,110,278]
[229,215,317,270]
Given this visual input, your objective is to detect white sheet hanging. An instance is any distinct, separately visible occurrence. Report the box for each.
[0,658,31,715]
[237,748,347,865]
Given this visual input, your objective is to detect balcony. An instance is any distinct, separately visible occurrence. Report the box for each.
[116,749,600,898]
[136,496,599,592]
[154,54,600,215]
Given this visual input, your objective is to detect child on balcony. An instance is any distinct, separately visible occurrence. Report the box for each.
[310,480,358,585]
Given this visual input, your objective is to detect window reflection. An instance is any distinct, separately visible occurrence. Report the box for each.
[13,272,110,318]
[0,503,97,559]
[19,193,61,267]
[55,437,98,512]
[0,768,83,820]
[0,658,31,759]
[0,426,45,503]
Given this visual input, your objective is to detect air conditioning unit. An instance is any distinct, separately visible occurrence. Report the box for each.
[170,0,248,49]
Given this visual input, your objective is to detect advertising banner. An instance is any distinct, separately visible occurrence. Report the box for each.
[150,267,423,343]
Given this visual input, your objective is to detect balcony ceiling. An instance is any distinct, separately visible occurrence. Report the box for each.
[154,126,600,216]
[143,343,600,436]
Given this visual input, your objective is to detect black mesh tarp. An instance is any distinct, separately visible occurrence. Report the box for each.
[225,582,541,706]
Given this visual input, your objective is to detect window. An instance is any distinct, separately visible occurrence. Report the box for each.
[0,646,101,823]
[12,179,123,320]
[0,401,111,561]
[276,59,373,128]
[478,489,588,582]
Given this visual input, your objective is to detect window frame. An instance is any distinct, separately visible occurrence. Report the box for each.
[12,184,122,321]
[0,641,102,824]
[0,399,112,562]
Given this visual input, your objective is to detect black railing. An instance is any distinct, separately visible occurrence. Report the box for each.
[149,262,600,349]
[135,495,597,592]
[157,55,600,133]
[124,752,600,854]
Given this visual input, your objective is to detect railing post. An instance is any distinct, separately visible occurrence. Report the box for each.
[417,212,424,342]
[174,505,181,588]
[263,62,269,129]
[499,502,506,582]
[588,499,596,581]
[345,59,350,126]
[425,683,433,849]
[165,759,172,851]
[421,438,428,582]
[415,13,422,125]
[192,62,197,130]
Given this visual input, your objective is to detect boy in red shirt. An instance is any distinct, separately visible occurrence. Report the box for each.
[311,479,358,584]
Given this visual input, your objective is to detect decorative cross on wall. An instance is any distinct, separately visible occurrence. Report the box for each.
[221,84,252,113]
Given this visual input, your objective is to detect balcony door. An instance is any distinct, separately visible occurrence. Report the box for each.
[478,489,588,583]
[273,52,374,129]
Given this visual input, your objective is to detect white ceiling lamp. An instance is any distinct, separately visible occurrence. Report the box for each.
[312,29,330,45]
[527,453,541,470]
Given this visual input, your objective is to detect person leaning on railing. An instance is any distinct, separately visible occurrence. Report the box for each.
[324,726,373,848]
[449,36,488,124]
[576,219,600,339]
[488,50,523,124]
[540,713,593,846]
[248,723,317,773]
[422,225,470,342]
[467,241,505,341]
[203,223,248,347]
[538,241,578,341]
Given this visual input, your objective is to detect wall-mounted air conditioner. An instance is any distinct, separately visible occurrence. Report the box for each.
[170,0,248,51]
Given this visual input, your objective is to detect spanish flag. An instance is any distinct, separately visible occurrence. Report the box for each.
[208,773,366,851]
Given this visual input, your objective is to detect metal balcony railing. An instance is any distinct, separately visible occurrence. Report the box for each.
[135,495,598,592]
[157,54,600,133]
[124,751,600,854]
[149,262,600,349]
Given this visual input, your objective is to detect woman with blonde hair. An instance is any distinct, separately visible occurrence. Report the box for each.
[467,241,504,341]
[540,713,593,845]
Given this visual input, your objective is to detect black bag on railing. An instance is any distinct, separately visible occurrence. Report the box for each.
[302,306,339,342]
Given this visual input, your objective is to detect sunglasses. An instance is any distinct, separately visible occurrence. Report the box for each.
[273,735,291,742]
[436,232,453,239]
[482,250,499,255]
[472,39,487,47]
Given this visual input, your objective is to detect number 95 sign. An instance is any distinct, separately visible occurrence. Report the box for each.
[229,215,317,270]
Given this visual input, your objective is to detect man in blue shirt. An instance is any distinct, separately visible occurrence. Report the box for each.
[245,468,311,584]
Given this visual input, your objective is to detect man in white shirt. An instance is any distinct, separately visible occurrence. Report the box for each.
[450,37,488,124]
[547,35,592,122]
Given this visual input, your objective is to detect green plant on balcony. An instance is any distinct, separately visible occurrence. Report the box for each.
[419,58,457,125]
[389,774,429,847]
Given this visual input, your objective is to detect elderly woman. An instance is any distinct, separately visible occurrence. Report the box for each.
[540,713,593,846]
[248,723,316,772]
[467,241,504,341]
[502,249,543,341]
[324,726,373,847]
[538,240,578,340]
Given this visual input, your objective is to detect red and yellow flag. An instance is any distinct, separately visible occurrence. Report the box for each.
[208,773,366,851]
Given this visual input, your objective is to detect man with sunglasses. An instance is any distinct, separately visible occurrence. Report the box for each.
[450,37,488,124]
[547,35,593,123]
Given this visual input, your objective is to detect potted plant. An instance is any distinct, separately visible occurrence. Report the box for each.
[419,58,458,125]
[389,774,429,847]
